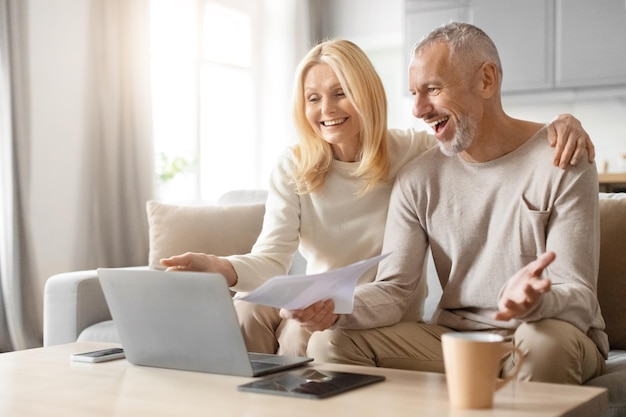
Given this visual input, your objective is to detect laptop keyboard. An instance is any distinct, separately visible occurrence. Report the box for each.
[249,352,289,364]
[250,360,282,373]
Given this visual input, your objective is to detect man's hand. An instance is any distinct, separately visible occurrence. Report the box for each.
[494,252,555,321]
[547,114,595,168]
[280,299,338,333]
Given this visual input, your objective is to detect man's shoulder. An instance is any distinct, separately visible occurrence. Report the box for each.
[519,128,598,200]
[525,127,595,177]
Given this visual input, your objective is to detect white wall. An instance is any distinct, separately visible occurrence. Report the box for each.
[502,92,626,173]
[318,0,416,129]
[28,0,88,292]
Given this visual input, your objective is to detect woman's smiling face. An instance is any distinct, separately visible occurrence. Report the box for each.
[303,63,362,162]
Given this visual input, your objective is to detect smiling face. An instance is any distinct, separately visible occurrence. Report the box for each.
[409,42,481,156]
[303,63,362,162]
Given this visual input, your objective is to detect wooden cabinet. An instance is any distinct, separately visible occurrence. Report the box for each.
[470,0,554,92]
[404,1,469,92]
[556,0,626,88]
[599,173,626,193]
[405,0,626,93]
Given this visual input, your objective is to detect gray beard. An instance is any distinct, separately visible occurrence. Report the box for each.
[438,116,476,156]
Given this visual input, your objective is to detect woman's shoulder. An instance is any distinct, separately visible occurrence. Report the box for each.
[274,146,297,170]
[387,128,436,153]
[386,128,437,173]
[268,146,300,189]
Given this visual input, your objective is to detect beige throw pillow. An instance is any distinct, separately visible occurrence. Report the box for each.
[146,200,265,270]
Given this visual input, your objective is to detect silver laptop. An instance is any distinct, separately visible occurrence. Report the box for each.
[97,268,313,377]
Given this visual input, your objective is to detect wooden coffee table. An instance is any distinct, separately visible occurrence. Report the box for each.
[0,342,607,416]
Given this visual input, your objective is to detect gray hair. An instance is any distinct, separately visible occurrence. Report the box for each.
[412,22,503,83]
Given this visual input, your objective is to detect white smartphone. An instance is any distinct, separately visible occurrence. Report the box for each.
[70,347,125,363]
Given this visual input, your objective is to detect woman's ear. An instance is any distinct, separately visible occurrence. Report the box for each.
[478,62,499,98]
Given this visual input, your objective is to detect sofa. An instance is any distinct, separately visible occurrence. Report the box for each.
[43,191,626,417]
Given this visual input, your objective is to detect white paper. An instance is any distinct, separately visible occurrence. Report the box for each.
[238,253,390,314]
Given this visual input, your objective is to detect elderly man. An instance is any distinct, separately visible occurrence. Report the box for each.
[303,22,607,384]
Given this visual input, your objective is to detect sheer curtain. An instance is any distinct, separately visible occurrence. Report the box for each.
[0,0,41,351]
[76,0,155,269]
[150,0,320,202]
[254,0,321,183]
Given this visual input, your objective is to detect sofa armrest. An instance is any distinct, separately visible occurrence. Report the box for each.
[43,270,112,346]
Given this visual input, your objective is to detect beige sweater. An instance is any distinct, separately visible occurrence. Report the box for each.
[228,128,436,293]
[340,127,609,358]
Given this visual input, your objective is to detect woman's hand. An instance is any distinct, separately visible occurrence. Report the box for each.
[547,114,595,168]
[279,299,338,333]
[160,252,238,286]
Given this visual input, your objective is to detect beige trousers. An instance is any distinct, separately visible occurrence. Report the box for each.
[233,299,311,356]
[307,319,605,384]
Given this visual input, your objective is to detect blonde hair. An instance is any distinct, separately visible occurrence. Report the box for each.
[291,39,389,195]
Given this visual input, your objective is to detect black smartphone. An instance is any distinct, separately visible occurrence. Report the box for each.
[70,347,125,363]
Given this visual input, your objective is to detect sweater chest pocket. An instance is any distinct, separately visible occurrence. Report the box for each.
[515,197,550,259]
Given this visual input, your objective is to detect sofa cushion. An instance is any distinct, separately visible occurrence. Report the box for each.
[584,350,626,417]
[77,320,120,344]
[146,201,265,270]
[598,194,626,350]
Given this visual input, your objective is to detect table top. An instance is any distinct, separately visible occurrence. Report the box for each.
[0,342,607,417]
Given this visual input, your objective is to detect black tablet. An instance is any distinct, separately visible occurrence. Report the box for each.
[237,368,385,399]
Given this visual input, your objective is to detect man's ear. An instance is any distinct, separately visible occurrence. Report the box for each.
[478,62,499,98]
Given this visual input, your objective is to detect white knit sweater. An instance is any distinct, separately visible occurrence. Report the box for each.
[227,128,436,293]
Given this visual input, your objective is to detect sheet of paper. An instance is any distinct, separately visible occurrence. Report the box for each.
[238,253,390,314]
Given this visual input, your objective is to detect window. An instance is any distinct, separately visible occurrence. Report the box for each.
[150,0,260,202]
